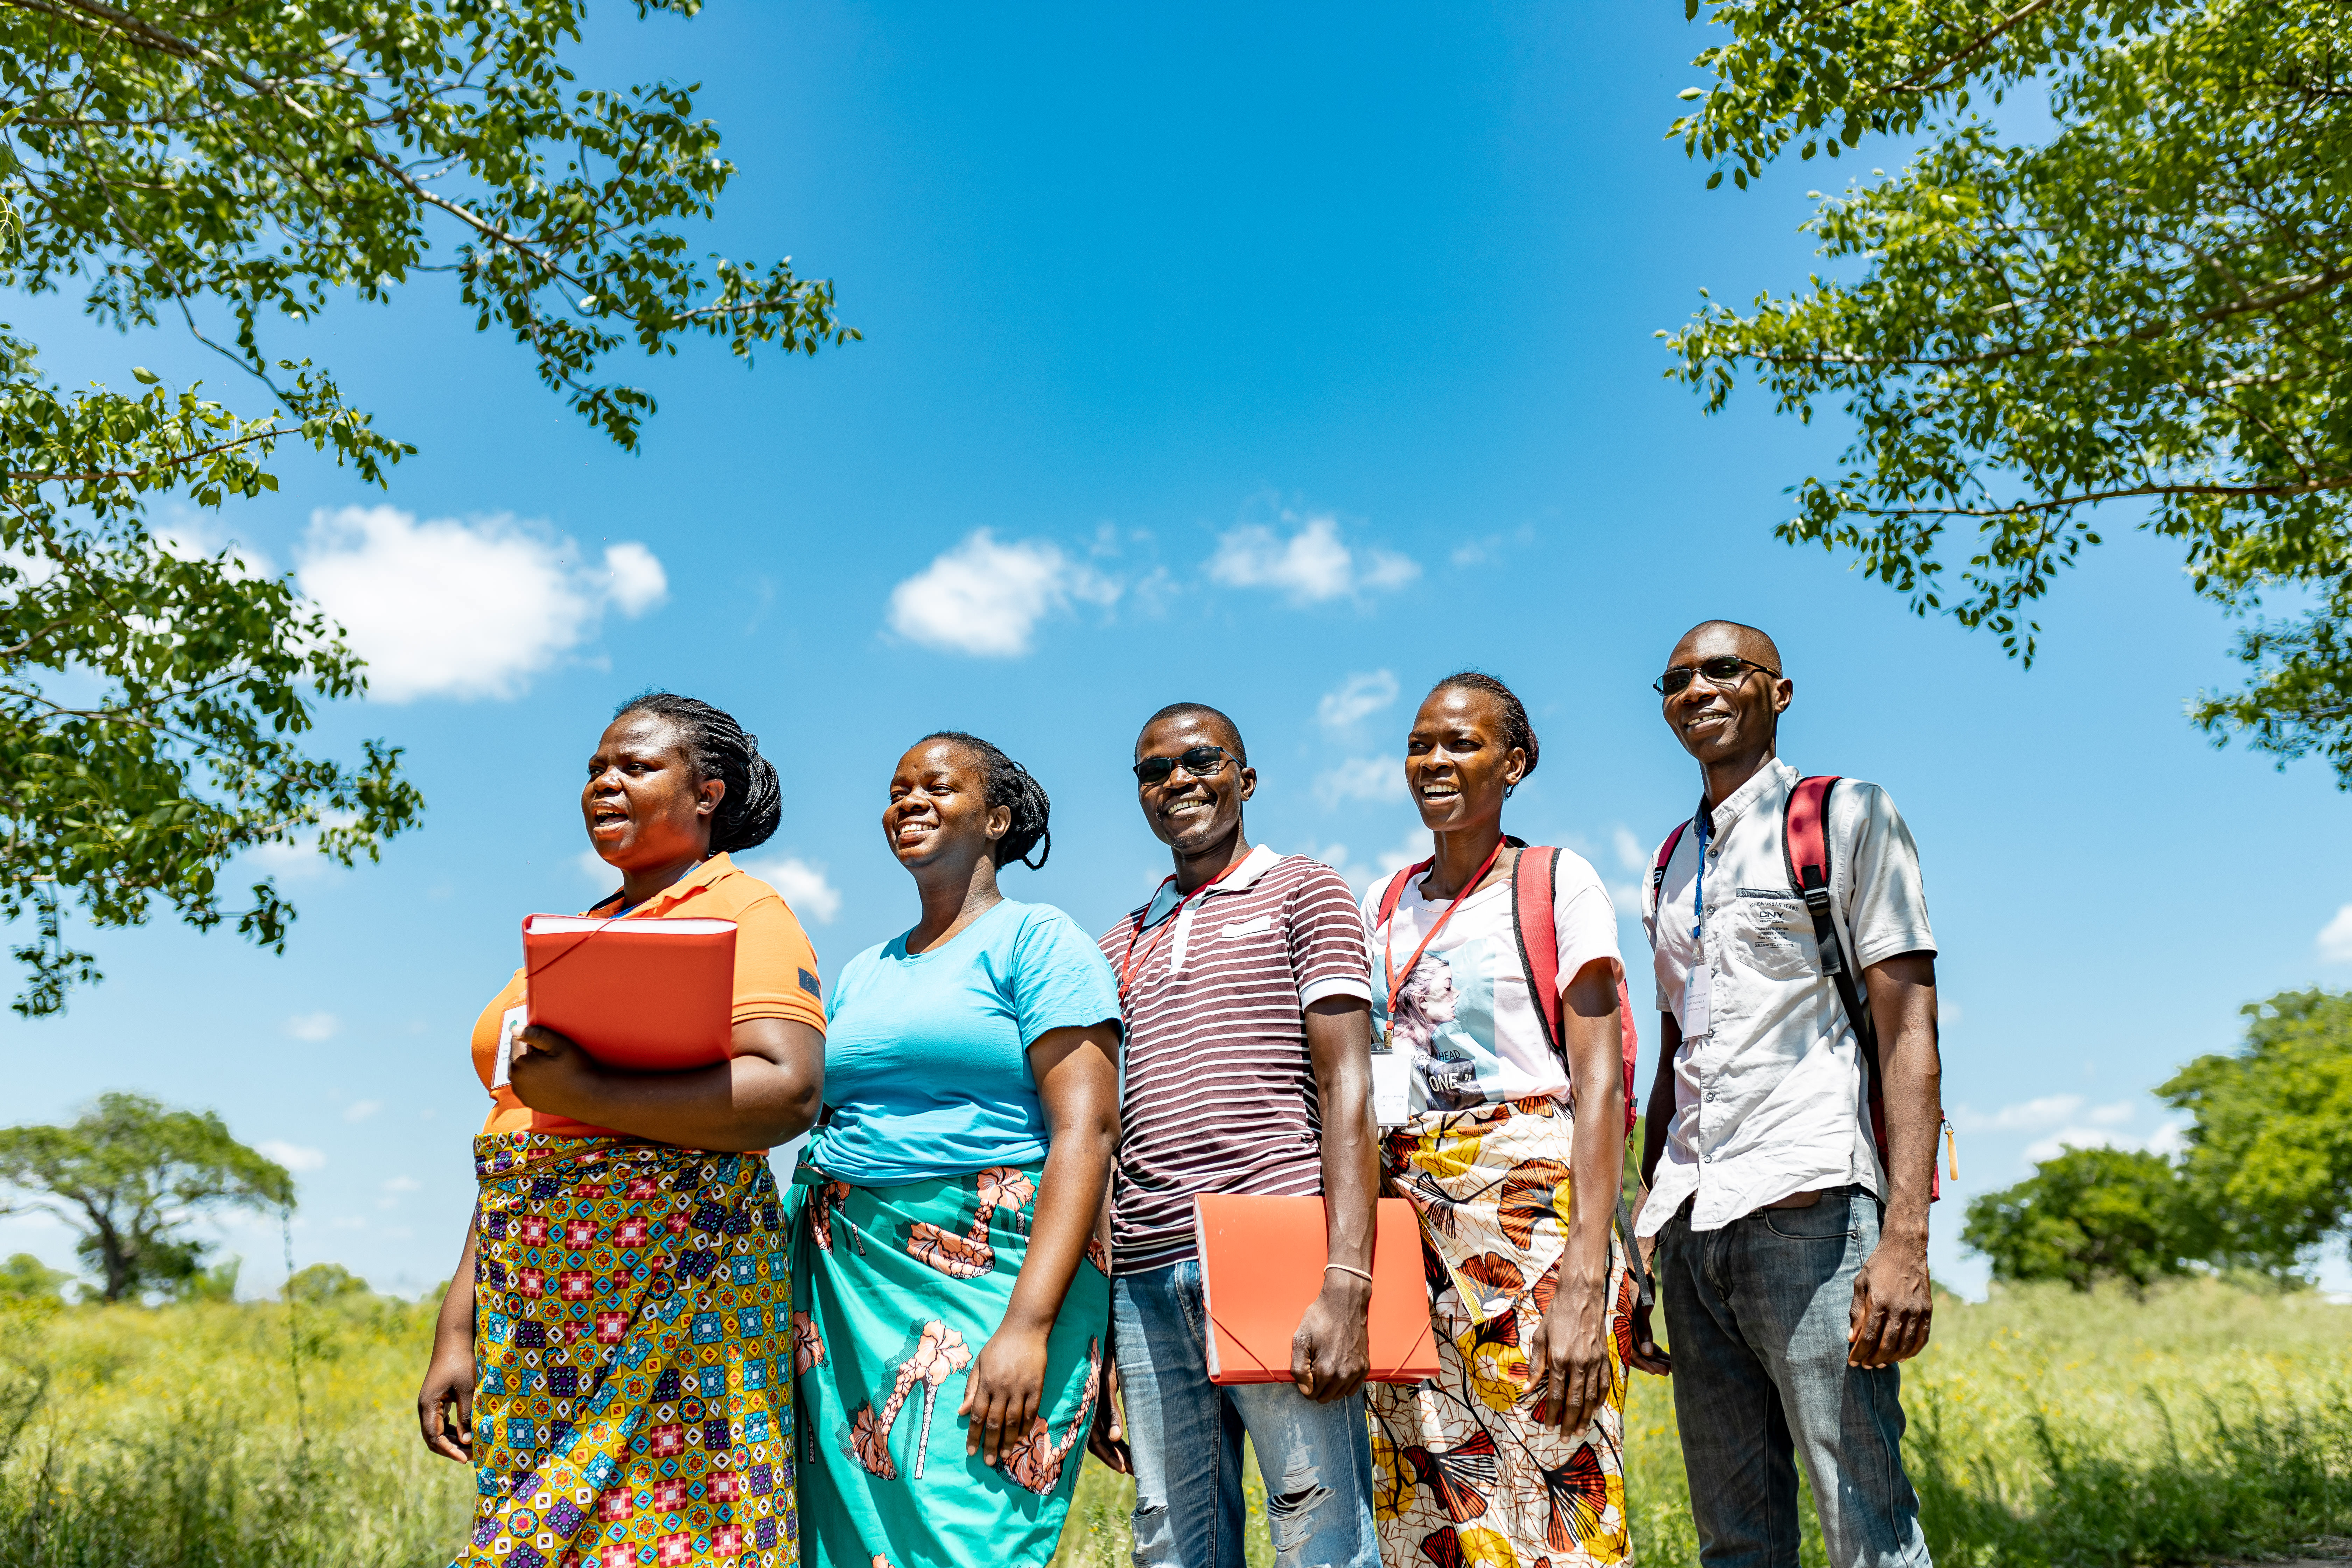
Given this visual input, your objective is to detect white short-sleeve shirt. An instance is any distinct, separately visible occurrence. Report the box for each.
[1363,848,1622,1114]
[1637,759,1936,1236]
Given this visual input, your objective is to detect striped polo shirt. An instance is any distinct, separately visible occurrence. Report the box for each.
[1097,845,1373,1275]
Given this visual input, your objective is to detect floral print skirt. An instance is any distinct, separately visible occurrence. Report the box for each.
[789,1159,1107,1568]
[1370,1098,1635,1568]
[460,1132,795,1568]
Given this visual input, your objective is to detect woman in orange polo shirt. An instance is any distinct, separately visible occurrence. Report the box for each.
[416,693,827,1568]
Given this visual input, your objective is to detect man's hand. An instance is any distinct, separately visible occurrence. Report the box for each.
[1627,1296,1671,1376]
[1848,1229,1932,1367]
[1086,1358,1132,1474]
[506,1023,603,1113]
[1291,1275,1373,1403]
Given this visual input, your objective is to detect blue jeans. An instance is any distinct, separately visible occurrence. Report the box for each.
[1656,1187,1932,1568]
[1112,1260,1380,1568]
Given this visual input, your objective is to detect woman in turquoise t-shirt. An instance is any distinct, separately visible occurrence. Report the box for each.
[794,731,1121,1568]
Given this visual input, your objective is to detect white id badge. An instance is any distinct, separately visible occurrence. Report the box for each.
[1681,963,1713,1040]
[1370,1050,1412,1127]
[491,1003,528,1090]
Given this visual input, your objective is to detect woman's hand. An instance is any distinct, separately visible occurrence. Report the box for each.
[960,1320,1050,1466]
[1527,1262,1611,1432]
[418,1334,477,1461]
[506,1023,603,1113]
[1086,1357,1132,1475]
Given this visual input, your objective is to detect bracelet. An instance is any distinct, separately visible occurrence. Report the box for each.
[1324,1262,1375,1285]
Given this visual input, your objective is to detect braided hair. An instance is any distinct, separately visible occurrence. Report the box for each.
[613,692,783,854]
[1428,670,1539,793]
[920,730,1051,870]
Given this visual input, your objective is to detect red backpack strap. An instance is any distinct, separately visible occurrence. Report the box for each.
[1783,775,1936,1200]
[1374,860,1430,931]
[1650,820,1689,909]
[1506,844,1643,1139]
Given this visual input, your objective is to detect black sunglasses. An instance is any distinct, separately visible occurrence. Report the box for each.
[1133,745,1232,786]
[1653,655,1780,696]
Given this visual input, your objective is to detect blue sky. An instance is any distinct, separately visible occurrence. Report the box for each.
[7,2,2348,1300]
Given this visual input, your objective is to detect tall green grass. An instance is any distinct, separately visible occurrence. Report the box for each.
[7,1279,2352,1567]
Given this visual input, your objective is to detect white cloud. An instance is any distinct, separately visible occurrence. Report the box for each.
[1318,670,1400,731]
[580,847,618,888]
[738,854,844,925]
[282,1011,340,1042]
[886,530,1118,657]
[2087,1100,2135,1126]
[343,1100,381,1123]
[2022,1127,2130,1163]
[296,506,667,702]
[1315,756,1406,806]
[2320,904,2352,964]
[1951,1094,2084,1134]
[1309,831,1433,895]
[382,1175,420,1192]
[1612,827,1648,874]
[257,1140,326,1173]
[1206,515,1420,604]
[247,809,360,881]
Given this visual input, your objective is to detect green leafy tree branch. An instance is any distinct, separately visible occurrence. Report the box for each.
[0,0,856,1014]
[1662,0,2352,769]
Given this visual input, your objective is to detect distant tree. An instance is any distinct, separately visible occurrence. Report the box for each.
[180,1256,242,1303]
[1963,1145,2201,1292]
[2161,988,2352,1276]
[0,1092,293,1302]
[0,0,855,1015]
[0,1252,69,1301]
[1663,1,2352,775]
[282,1261,373,1305]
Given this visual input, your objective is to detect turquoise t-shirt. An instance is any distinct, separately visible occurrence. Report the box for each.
[809,898,1121,1185]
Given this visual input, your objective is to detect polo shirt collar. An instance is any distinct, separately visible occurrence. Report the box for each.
[592,852,739,917]
[1139,842,1281,929]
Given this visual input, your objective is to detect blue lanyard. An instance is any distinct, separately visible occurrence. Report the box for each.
[1690,811,1710,942]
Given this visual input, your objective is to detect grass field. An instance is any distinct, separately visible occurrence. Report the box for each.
[5,1279,2352,1567]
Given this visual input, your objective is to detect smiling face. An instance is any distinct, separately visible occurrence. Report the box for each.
[884,739,1008,873]
[581,712,722,872]
[1133,713,1255,857]
[1661,621,1792,769]
[1404,685,1523,835]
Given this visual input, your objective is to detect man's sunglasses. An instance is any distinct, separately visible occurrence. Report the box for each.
[1133,745,1232,786]
[1653,655,1781,697]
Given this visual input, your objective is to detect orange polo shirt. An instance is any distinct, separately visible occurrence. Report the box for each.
[471,853,827,1137]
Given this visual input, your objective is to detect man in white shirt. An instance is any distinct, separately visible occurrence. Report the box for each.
[1633,619,1942,1568]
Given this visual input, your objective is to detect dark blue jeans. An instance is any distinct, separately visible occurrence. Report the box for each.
[1111,1260,1380,1568]
[1656,1188,1932,1568]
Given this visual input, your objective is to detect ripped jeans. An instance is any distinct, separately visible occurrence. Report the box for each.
[1112,1260,1381,1568]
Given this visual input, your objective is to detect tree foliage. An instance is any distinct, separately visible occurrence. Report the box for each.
[1664,0,2352,771]
[1962,1144,2201,1291]
[2160,987,2352,1275]
[0,0,854,1014]
[0,1091,293,1302]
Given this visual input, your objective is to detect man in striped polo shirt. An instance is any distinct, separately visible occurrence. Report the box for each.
[1090,701,1381,1568]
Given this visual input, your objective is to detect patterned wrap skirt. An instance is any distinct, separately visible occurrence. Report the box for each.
[789,1159,1109,1568]
[1370,1098,1636,1568]
[460,1133,795,1568]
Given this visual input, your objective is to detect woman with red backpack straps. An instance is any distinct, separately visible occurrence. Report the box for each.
[1361,671,1640,1568]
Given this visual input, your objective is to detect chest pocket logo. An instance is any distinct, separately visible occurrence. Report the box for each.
[1729,890,1812,980]
[1221,914,1273,939]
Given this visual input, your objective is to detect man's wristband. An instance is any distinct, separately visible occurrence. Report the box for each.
[1324,1262,1374,1285]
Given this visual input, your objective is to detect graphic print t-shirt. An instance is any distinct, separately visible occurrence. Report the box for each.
[1362,850,1622,1114]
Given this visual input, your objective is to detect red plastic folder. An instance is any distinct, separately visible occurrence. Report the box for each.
[1192,1194,1439,1386]
[522,914,737,1071]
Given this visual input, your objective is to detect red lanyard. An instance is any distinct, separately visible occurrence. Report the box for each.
[1120,859,1242,1000]
[1383,839,1507,1023]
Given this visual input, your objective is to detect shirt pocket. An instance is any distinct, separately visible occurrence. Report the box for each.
[1219,914,1273,940]
[1728,890,1813,981]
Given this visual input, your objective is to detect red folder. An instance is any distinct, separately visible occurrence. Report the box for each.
[522,914,737,1071]
[1192,1194,1439,1386]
